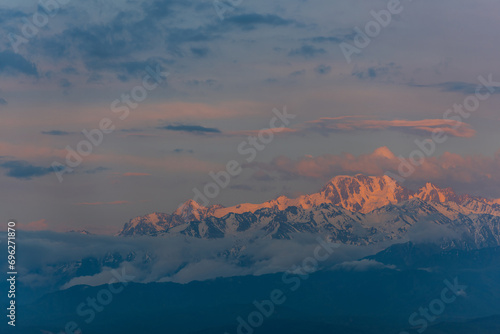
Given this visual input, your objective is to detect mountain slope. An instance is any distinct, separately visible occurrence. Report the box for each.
[17,248,500,334]
[119,175,500,248]
[213,174,412,216]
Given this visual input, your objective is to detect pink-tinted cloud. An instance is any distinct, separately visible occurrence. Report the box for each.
[249,146,500,197]
[0,141,67,159]
[17,219,49,231]
[301,117,475,138]
[251,147,398,179]
[217,116,476,138]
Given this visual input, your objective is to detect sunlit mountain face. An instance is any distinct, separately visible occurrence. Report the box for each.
[120,175,500,249]
[3,0,500,333]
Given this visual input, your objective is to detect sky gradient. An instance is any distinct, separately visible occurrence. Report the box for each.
[1,0,500,233]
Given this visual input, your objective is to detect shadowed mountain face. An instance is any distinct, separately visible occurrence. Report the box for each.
[12,243,500,334]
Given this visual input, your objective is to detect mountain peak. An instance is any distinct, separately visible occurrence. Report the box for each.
[491,198,500,205]
[174,199,208,221]
[320,174,412,213]
[119,174,500,236]
[67,229,92,235]
[415,183,457,203]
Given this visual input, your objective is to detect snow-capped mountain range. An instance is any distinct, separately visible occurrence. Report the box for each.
[119,175,500,249]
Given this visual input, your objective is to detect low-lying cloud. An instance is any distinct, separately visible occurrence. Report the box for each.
[11,231,387,291]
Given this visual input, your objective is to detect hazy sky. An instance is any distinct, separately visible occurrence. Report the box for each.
[2,0,500,233]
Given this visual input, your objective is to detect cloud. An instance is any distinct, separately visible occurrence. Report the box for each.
[41,130,74,136]
[290,69,306,77]
[14,231,378,290]
[59,78,72,88]
[83,57,170,80]
[173,148,194,154]
[0,160,63,179]
[0,141,67,160]
[0,98,7,105]
[61,67,79,75]
[305,31,354,44]
[434,82,480,94]
[352,62,401,81]
[61,266,124,289]
[249,146,399,179]
[86,72,103,83]
[308,36,344,43]
[158,116,471,139]
[333,259,396,272]
[119,128,144,133]
[411,81,500,95]
[300,116,475,138]
[166,27,218,45]
[160,124,222,134]
[407,219,461,244]
[315,64,331,75]
[0,51,38,77]
[17,219,49,231]
[225,14,294,30]
[32,4,175,77]
[288,45,326,58]
[248,146,500,197]
[190,47,210,58]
